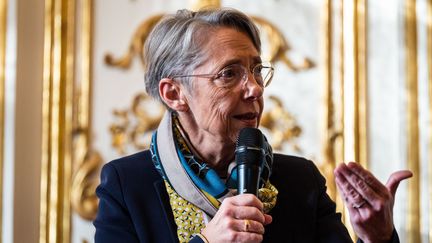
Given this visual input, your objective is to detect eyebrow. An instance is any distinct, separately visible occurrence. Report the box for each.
[213,56,263,72]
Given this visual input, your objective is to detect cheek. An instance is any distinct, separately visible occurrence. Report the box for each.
[203,89,238,128]
[258,97,264,114]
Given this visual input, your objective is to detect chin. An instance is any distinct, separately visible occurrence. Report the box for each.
[240,119,259,128]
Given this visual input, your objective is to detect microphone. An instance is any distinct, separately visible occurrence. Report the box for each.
[235,127,265,196]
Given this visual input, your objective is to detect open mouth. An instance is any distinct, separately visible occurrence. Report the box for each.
[233,112,258,121]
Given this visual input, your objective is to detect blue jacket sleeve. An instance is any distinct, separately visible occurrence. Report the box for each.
[356,229,399,243]
[308,161,353,243]
[94,163,140,243]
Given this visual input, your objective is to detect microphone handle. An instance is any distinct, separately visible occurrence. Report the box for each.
[237,164,260,196]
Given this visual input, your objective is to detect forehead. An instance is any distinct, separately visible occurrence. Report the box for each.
[200,27,261,69]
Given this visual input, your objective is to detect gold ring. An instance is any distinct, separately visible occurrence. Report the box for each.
[244,219,251,232]
[353,200,366,209]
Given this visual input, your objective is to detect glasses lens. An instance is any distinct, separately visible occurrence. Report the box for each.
[254,63,274,87]
[215,65,245,88]
[214,63,274,88]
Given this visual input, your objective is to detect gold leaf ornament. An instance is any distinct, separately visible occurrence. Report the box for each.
[104,14,164,69]
[252,16,315,72]
[260,95,302,151]
[110,93,165,155]
[71,150,103,221]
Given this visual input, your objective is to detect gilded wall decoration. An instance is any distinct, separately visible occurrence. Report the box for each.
[104,14,315,73]
[190,0,220,10]
[71,149,102,221]
[251,16,315,72]
[40,0,432,241]
[104,14,164,69]
[0,0,7,237]
[405,0,421,241]
[260,95,302,152]
[110,93,165,155]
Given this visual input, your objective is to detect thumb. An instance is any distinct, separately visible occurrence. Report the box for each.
[264,214,273,225]
[386,170,413,196]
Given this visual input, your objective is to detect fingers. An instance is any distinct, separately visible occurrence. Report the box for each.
[222,194,266,223]
[225,193,264,211]
[386,170,413,196]
[335,162,413,211]
[202,222,263,243]
[202,194,268,243]
[229,232,264,242]
[334,163,381,209]
[334,162,410,243]
[238,219,265,234]
[335,173,371,209]
[220,205,265,224]
[345,162,387,194]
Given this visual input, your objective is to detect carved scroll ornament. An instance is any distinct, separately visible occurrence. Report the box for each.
[71,149,103,221]
[104,14,314,72]
[110,93,165,155]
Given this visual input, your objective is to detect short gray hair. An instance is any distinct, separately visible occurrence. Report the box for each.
[143,8,261,104]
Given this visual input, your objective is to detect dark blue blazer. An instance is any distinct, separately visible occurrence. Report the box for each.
[94,150,397,242]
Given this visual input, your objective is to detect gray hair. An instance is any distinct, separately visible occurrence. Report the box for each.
[143,8,261,104]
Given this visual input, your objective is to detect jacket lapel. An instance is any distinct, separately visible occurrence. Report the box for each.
[153,179,178,243]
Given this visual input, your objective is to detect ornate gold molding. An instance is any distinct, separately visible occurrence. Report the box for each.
[40,0,101,241]
[71,150,102,221]
[405,0,421,243]
[404,0,421,242]
[341,0,368,166]
[40,0,77,241]
[427,1,432,242]
[190,0,221,10]
[70,0,103,223]
[104,14,314,73]
[104,14,164,70]
[353,0,367,167]
[260,95,302,151]
[339,0,368,239]
[322,0,358,240]
[322,0,342,207]
[110,93,164,155]
[0,0,7,241]
[251,16,315,72]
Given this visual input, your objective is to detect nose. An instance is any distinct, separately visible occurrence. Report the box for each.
[242,72,264,101]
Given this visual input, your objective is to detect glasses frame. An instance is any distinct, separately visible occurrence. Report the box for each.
[170,62,275,88]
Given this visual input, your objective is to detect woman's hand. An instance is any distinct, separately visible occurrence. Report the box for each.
[201,194,272,243]
[334,162,412,243]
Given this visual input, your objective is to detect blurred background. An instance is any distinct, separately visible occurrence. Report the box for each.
[0,0,431,242]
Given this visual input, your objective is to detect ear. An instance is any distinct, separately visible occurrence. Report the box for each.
[159,78,189,112]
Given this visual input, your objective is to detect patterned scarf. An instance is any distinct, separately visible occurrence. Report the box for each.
[150,112,278,242]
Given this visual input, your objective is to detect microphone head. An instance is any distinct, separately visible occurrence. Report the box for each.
[235,127,264,166]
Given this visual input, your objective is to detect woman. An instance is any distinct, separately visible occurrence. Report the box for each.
[94,8,411,243]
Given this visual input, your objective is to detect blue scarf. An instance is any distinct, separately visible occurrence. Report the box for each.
[150,111,276,215]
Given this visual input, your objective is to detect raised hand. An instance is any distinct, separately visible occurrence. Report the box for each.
[334,162,412,243]
[201,194,272,243]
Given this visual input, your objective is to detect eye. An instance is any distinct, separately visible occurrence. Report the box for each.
[253,64,263,74]
[213,65,242,87]
[218,66,238,80]
[253,64,264,81]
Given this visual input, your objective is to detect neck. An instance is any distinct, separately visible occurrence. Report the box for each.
[176,114,234,176]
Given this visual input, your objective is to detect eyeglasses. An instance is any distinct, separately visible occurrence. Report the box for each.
[171,62,274,88]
